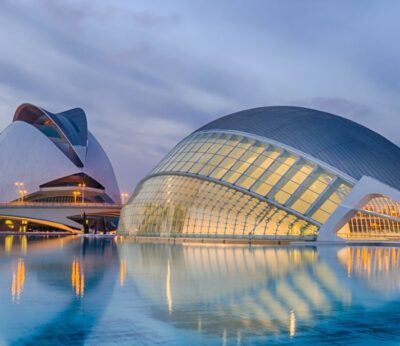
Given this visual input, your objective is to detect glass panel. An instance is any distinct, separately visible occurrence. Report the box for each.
[148,131,353,229]
[250,141,267,154]
[198,164,216,176]
[218,144,235,156]
[119,175,319,240]
[309,179,329,194]
[188,163,204,174]
[236,175,256,189]
[245,166,266,181]
[277,215,297,235]
[274,190,291,205]
[208,143,224,154]
[229,147,246,159]
[180,162,194,172]
[291,199,311,214]
[254,155,277,172]
[219,157,236,169]
[310,182,352,223]
[291,163,314,184]
[280,180,299,194]
[290,219,308,236]
[311,209,330,224]
[319,200,338,214]
[207,155,224,167]
[223,171,242,184]
[252,181,273,196]
[329,183,352,204]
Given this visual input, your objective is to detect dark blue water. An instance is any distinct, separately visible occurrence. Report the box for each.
[0,235,400,345]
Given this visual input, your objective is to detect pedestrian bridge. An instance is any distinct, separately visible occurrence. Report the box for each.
[0,202,121,233]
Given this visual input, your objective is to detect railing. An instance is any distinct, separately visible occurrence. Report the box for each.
[120,231,317,241]
[0,202,122,208]
[339,232,400,241]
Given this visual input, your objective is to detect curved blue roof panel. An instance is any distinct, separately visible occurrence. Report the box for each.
[13,103,88,167]
[195,106,400,190]
[46,108,88,147]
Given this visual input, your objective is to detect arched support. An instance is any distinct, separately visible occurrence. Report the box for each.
[317,176,400,242]
[0,203,121,233]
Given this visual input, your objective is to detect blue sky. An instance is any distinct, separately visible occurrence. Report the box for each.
[0,0,399,193]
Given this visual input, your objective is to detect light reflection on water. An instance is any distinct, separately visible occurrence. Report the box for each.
[0,236,400,344]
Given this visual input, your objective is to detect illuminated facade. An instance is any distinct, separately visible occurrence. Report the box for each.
[0,103,120,232]
[337,196,400,240]
[116,241,400,339]
[119,106,400,242]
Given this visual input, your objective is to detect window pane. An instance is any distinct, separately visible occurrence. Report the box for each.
[291,199,311,214]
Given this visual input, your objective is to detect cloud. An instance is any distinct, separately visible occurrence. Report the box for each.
[0,0,399,193]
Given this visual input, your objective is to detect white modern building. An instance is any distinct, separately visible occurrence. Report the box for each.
[119,106,400,242]
[0,103,121,232]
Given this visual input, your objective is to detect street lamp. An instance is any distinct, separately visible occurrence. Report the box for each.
[121,192,129,205]
[78,183,86,203]
[20,189,27,203]
[14,182,24,203]
[73,191,81,204]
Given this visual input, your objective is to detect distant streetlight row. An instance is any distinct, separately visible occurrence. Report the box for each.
[14,181,27,203]
[14,181,129,206]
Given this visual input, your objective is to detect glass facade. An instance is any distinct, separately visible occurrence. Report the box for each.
[119,175,318,239]
[120,131,355,240]
[151,132,352,223]
[338,197,400,240]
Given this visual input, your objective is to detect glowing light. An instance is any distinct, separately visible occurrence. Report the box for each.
[19,189,28,203]
[78,183,86,203]
[20,220,28,232]
[121,192,129,205]
[119,258,127,286]
[72,191,81,204]
[14,182,23,203]
[20,236,27,255]
[71,258,85,297]
[5,220,14,230]
[289,310,296,337]
[166,259,172,313]
[5,235,14,253]
[197,316,202,332]
[11,259,25,304]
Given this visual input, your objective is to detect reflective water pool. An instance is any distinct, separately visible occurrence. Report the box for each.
[1,236,400,345]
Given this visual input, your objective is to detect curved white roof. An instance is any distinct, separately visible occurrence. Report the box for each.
[0,104,120,203]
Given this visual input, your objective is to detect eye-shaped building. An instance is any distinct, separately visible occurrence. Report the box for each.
[119,106,400,242]
[0,103,120,232]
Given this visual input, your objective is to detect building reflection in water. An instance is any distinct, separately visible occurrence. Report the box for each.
[71,257,85,297]
[11,258,25,304]
[118,241,400,343]
[21,236,27,256]
[166,259,172,314]
[337,247,400,293]
[3,235,29,256]
[1,236,400,344]
[289,310,296,337]
[5,235,13,254]
[0,236,119,345]
[119,258,126,287]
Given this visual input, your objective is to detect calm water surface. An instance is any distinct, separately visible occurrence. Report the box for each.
[0,236,400,345]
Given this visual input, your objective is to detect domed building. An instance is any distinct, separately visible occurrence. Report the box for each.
[119,106,400,242]
[0,103,120,232]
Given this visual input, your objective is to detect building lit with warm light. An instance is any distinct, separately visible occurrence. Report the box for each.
[119,106,400,242]
[0,103,121,232]
[116,241,400,339]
